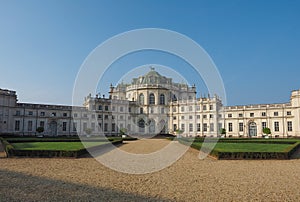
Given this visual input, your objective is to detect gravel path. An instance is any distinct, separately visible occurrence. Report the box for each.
[1,139,300,201]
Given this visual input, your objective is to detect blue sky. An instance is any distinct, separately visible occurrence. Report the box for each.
[0,0,300,106]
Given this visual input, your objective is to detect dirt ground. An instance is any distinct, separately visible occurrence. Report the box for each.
[1,139,300,201]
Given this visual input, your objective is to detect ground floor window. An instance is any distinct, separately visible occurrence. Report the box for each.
[203,123,208,132]
[189,123,193,132]
[62,122,67,131]
[197,123,201,132]
[181,123,185,132]
[262,122,267,129]
[288,121,293,132]
[28,121,33,131]
[15,120,20,131]
[228,123,233,132]
[210,123,214,132]
[274,122,279,132]
[239,123,243,132]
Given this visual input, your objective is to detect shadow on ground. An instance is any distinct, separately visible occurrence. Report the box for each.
[0,169,172,202]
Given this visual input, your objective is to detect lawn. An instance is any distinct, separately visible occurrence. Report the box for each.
[192,142,293,152]
[11,142,108,151]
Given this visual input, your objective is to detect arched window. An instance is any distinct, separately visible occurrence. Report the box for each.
[160,94,165,105]
[149,93,155,105]
[139,93,144,105]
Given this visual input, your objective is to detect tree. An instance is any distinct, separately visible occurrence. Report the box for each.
[175,129,184,137]
[36,127,44,137]
[220,128,226,138]
[263,127,271,138]
[120,128,127,136]
[85,128,93,137]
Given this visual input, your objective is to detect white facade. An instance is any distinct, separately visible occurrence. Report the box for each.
[1,68,300,137]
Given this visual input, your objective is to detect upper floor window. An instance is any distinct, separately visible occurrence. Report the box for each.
[139,93,144,105]
[149,93,155,105]
[28,111,33,116]
[274,112,279,116]
[287,111,292,116]
[160,94,165,105]
[228,114,232,118]
[262,112,266,117]
[209,105,213,110]
[250,113,254,117]
[239,113,243,118]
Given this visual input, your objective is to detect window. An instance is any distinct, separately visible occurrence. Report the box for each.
[104,115,108,119]
[196,115,200,119]
[83,113,87,118]
[40,111,45,116]
[274,122,279,132]
[274,112,279,116]
[197,123,201,132]
[210,123,214,132]
[250,113,254,117]
[189,115,193,120]
[189,123,193,132]
[92,114,96,119]
[15,120,20,131]
[203,115,207,119]
[73,113,78,118]
[73,122,77,131]
[288,121,293,131]
[40,121,44,128]
[173,116,177,120]
[120,106,124,112]
[98,105,102,110]
[181,116,185,120]
[196,106,200,111]
[173,124,177,131]
[203,123,208,132]
[209,114,214,119]
[181,124,185,132]
[262,112,266,117]
[51,112,56,117]
[287,111,292,116]
[228,123,233,132]
[218,123,222,131]
[16,110,20,116]
[105,106,109,111]
[239,113,243,118]
[189,106,193,111]
[262,122,267,129]
[128,107,131,113]
[112,123,116,132]
[112,115,115,120]
[209,105,213,110]
[62,122,67,131]
[239,123,243,132]
[203,105,207,111]
[28,111,33,116]
[104,123,108,132]
[172,107,177,112]
[28,121,33,131]
[120,115,123,120]
[91,122,95,131]
[160,94,165,105]
[161,108,165,114]
[139,93,145,105]
[83,122,87,131]
[112,106,116,111]
[98,114,102,119]
[181,106,185,112]
[228,114,232,118]
[140,108,143,114]
[149,93,155,104]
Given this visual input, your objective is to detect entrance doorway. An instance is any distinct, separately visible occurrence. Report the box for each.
[248,122,257,137]
[49,121,57,136]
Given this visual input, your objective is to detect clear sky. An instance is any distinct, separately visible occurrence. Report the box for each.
[0,0,300,106]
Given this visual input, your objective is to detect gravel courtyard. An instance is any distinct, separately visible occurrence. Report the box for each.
[1,139,300,201]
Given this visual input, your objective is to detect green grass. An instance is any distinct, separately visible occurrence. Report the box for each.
[11,142,108,151]
[192,142,292,152]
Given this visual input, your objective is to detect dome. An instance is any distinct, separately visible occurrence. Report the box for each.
[132,67,172,85]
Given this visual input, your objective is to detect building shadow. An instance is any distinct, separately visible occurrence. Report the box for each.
[0,169,173,202]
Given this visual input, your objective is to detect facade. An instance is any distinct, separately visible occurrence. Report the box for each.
[1,67,300,137]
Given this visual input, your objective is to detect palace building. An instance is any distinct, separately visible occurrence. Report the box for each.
[1,67,300,138]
